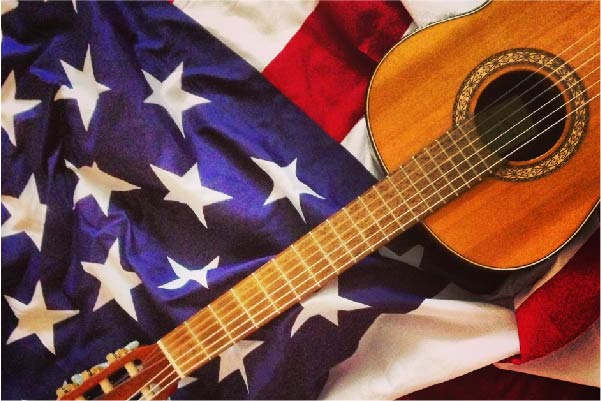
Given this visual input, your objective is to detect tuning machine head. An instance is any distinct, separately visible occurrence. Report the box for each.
[55,341,140,399]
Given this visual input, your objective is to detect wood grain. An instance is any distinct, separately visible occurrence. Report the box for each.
[367,0,600,269]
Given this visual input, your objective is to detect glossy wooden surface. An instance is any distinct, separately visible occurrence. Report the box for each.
[367,0,600,269]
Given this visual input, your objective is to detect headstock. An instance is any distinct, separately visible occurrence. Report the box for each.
[56,341,178,400]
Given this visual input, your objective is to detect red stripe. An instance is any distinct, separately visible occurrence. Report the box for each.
[512,229,600,363]
[263,1,412,142]
[401,364,600,400]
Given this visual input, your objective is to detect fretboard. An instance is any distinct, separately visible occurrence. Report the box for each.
[157,125,500,378]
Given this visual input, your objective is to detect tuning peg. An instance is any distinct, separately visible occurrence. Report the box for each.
[70,373,83,385]
[56,376,82,398]
[90,362,108,375]
[99,378,113,394]
[106,352,116,363]
[115,348,128,358]
[125,340,139,351]
[56,386,67,398]
[96,364,114,394]
[58,341,141,398]
[70,369,91,385]
[56,382,76,398]
[107,340,140,362]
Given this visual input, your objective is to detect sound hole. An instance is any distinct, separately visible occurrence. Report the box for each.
[474,70,567,162]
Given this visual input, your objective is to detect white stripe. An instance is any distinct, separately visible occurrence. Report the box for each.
[173,0,318,72]
[319,287,519,399]
[340,118,385,179]
[402,0,487,29]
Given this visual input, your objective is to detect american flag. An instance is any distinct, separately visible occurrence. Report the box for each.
[2,1,598,399]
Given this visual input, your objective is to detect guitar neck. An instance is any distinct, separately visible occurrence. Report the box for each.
[157,127,498,377]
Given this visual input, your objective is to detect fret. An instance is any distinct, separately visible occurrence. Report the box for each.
[331,205,375,259]
[455,127,496,174]
[291,243,321,284]
[386,175,418,223]
[308,231,340,274]
[361,185,402,237]
[299,228,345,276]
[399,164,432,213]
[447,130,482,185]
[326,218,356,261]
[159,133,500,381]
[271,260,301,301]
[347,194,387,247]
[357,195,388,240]
[453,125,476,169]
[157,339,185,379]
[342,206,368,243]
[252,272,280,312]
[455,128,486,178]
[476,147,494,173]
[230,288,258,328]
[424,147,458,196]
[158,150,451,381]
[418,150,454,200]
[411,155,445,204]
[184,321,210,362]
[373,184,403,229]
[207,304,235,345]
[435,137,469,188]
[457,125,484,153]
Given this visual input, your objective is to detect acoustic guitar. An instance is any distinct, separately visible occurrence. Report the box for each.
[57,1,599,399]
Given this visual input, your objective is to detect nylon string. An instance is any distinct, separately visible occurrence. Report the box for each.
[123,37,600,399]
[166,45,601,369]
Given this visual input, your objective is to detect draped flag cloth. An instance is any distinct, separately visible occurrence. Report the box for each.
[1,1,598,399]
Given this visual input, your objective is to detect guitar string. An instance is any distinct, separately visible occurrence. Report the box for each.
[146,84,601,400]
[134,50,601,397]
[65,24,601,401]
[134,59,600,398]
[418,29,600,155]
[153,50,601,367]
[134,46,595,382]
[133,44,601,397]
[173,49,600,358]
[141,77,601,399]
[448,40,599,158]
[77,31,599,398]
[114,35,599,385]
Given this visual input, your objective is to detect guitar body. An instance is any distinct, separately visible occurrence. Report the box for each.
[367,0,600,269]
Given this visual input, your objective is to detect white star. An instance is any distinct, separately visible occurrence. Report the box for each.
[66,160,139,216]
[290,278,369,336]
[55,46,110,131]
[1,71,42,146]
[177,376,197,389]
[150,163,231,228]
[251,157,324,223]
[159,256,219,290]
[4,281,78,355]
[218,340,263,391]
[81,238,142,321]
[142,63,210,137]
[378,244,424,268]
[1,0,18,15]
[1,175,47,251]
